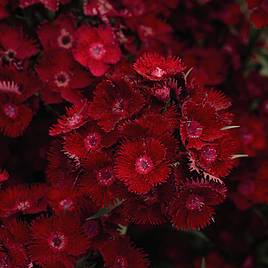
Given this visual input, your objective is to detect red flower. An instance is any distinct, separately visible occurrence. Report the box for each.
[47,183,83,214]
[168,180,226,230]
[0,220,29,267]
[73,25,121,76]
[63,121,117,159]
[36,49,91,103]
[188,134,239,180]
[0,25,38,63]
[100,237,149,268]
[19,0,70,12]
[29,215,89,267]
[88,80,145,132]
[38,15,75,50]
[180,96,229,149]
[80,151,124,207]
[49,100,90,136]
[247,0,268,28]
[116,137,170,193]
[133,53,184,81]
[0,184,47,217]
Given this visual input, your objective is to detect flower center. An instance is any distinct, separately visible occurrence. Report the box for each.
[3,103,18,119]
[17,201,30,211]
[185,194,205,212]
[67,114,82,127]
[89,43,106,60]
[5,49,16,61]
[84,132,101,151]
[96,167,114,186]
[54,71,70,88]
[112,98,125,114]
[49,232,66,250]
[113,256,128,268]
[57,29,73,49]
[154,85,170,101]
[187,121,203,138]
[59,199,74,211]
[135,155,154,175]
[201,146,217,163]
[151,67,165,78]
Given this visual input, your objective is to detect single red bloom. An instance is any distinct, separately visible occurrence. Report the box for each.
[29,215,89,267]
[0,184,47,217]
[19,0,70,12]
[88,80,145,132]
[47,183,83,214]
[49,100,90,136]
[0,25,38,63]
[100,237,150,268]
[188,134,239,179]
[116,137,170,193]
[38,15,75,50]
[63,121,117,159]
[168,180,226,230]
[80,151,124,207]
[73,25,121,76]
[134,53,184,81]
[180,98,227,149]
[0,102,33,137]
[36,49,91,103]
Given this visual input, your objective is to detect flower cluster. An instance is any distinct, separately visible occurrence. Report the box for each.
[1,0,268,267]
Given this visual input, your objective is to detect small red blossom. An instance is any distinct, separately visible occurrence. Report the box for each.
[38,15,75,50]
[134,53,184,81]
[88,80,145,132]
[0,184,47,217]
[116,138,170,193]
[168,180,226,230]
[0,25,38,64]
[73,25,121,76]
[36,49,91,103]
[29,215,89,267]
[100,237,150,268]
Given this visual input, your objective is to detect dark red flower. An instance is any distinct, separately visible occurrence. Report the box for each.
[88,80,145,132]
[73,25,121,76]
[29,215,89,267]
[49,101,90,136]
[168,180,226,230]
[0,220,29,267]
[134,53,184,81]
[116,137,170,193]
[0,184,47,217]
[100,237,149,268]
[0,25,38,64]
[38,15,75,50]
[36,49,91,103]
[80,151,124,207]
[188,134,239,180]
[63,121,117,159]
